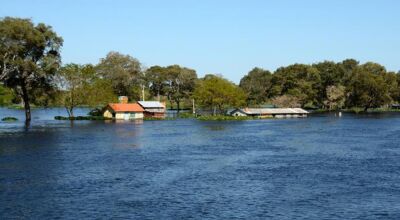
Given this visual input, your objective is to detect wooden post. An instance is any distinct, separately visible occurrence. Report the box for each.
[192,99,195,114]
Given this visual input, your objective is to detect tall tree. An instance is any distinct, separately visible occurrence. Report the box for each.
[239,67,272,105]
[56,64,94,117]
[146,65,167,101]
[0,17,63,122]
[346,64,391,111]
[164,65,197,110]
[313,61,344,105]
[194,74,246,115]
[96,51,142,99]
[271,64,321,107]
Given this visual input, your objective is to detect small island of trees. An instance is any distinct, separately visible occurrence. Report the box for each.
[1,17,400,122]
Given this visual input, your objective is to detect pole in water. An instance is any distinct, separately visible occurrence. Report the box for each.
[192,99,195,114]
[339,111,342,117]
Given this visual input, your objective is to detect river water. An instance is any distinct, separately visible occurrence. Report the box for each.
[1,108,400,219]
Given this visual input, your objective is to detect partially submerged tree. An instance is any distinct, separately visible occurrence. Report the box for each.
[56,64,94,117]
[194,74,246,115]
[56,63,117,117]
[0,17,63,122]
[146,65,167,101]
[164,65,197,110]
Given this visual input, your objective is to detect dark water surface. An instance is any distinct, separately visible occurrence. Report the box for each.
[1,108,400,219]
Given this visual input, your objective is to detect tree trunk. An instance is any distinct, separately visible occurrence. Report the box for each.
[177,101,180,112]
[66,107,74,118]
[21,85,31,122]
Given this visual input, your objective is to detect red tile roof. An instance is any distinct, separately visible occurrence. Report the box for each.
[107,103,144,112]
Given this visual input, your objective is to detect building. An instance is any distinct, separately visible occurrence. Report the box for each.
[137,101,166,118]
[229,108,309,118]
[103,103,144,120]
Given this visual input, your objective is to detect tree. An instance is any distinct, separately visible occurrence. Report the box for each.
[271,95,301,108]
[146,65,167,101]
[164,65,197,110]
[0,84,15,106]
[239,67,272,105]
[193,74,246,115]
[56,63,118,117]
[339,59,359,86]
[96,51,142,99]
[324,85,346,110]
[271,64,321,107]
[56,64,94,117]
[0,17,63,122]
[346,64,391,111]
[313,61,344,105]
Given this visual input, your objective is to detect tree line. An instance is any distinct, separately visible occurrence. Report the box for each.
[240,61,400,111]
[1,17,400,122]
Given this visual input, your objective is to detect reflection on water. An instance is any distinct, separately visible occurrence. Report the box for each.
[1,108,400,219]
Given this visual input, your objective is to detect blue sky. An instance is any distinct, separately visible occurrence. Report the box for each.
[1,0,399,83]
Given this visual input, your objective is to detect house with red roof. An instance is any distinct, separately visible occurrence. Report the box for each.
[103,97,145,120]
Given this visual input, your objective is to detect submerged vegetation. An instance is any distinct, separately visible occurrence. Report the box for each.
[1,117,18,122]
[197,115,255,121]
[54,116,111,120]
[1,17,400,122]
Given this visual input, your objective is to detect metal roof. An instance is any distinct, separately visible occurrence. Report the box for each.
[138,101,165,108]
[242,108,309,115]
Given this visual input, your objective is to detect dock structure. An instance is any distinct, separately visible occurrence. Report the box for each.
[229,108,309,118]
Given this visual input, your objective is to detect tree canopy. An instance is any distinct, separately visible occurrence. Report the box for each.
[194,74,246,114]
[0,17,63,122]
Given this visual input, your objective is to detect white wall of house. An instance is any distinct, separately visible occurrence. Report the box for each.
[115,112,144,120]
[103,109,113,118]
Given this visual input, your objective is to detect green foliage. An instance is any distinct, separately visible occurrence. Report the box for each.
[197,115,254,121]
[325,85,346,110]
[194,74,247,114]
[239,67,272,104]
[0,17,63,121]
[146,65,168,100]
[164,65,197,110]
[346,64,391,111]
[240,59,399,111]
[270,64,321,107]
[96,51,143,98]
[0,84,15,106]
[54,116,111,120]
[55,63,117,117]
[177,112,195,118]
[2,116,18,122]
